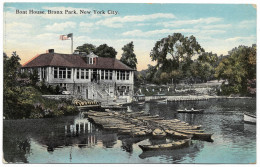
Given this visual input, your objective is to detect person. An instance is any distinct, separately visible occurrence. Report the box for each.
[185,108,187,111]
[191,108,194,111]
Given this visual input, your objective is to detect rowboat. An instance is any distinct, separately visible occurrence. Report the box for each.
[165,130,193,139]
[138,139,191,151]
[177,109,204,114]
[150,98,167,103]
[174,130,213,142]
[244,112,256,124]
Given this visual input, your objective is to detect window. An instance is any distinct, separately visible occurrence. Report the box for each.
[120,71,123,80]
[109,70,113,80]
[85,69,89,79]
[89,58,93,64]
[122,71,125,80]
[77,86,81,93]
[126,71,130,80]
[101,70,104,80]
[59,68,66,79]
[54,67,58,78]
[81,69,84,79]
[105,70,109,80]
[93,58,96,64]
[67,68,71,79]
[76,68,79,79]
[41,67,46,79]
[117,71,120,80]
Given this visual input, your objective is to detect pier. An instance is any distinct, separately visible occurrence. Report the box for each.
[83,110,214,143]
[135,95,252,102]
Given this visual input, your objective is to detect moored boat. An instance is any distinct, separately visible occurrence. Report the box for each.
[150,98,167,103]
[177,109,204,114]
[165,130,193,139]
[244,112,256,124]
[174,130,213,142]
[138,139,191,151]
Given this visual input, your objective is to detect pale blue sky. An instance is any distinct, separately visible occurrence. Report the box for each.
[3,3,256,70]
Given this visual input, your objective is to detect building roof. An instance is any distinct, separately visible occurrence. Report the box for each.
[22,53,134,71]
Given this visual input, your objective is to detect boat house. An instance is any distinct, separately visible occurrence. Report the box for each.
[21,49,135,103]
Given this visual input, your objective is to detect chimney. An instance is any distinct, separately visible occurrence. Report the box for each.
[46,49,54,53]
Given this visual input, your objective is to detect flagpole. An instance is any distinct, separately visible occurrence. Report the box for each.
[71,34,73,54]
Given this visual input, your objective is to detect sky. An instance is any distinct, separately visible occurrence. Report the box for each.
[3,3,257,71]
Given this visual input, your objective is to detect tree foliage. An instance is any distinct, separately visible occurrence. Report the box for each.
[148,33,205,84]
[120,41,138,69]
[94,44,117,58]
[215,45,256,95]
[75,43,96,54]
[150,33,204,69]
[75,43,118,58]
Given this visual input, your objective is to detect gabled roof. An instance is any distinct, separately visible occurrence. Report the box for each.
[22,53,134,71]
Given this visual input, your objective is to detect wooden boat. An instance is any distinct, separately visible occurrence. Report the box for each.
[152,128,167,139]
[177,109,204,114]
[175,130,213,142]
[150,98,167,103]
[165,130,193,139]
[244,112,256,124]
[138,139,191,151]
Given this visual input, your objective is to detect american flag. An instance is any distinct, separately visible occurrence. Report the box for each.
[59,33,73,40]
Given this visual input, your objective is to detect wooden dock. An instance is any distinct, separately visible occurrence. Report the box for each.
[83,110,213,142]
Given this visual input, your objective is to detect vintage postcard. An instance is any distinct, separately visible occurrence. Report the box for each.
[2,1,257,164]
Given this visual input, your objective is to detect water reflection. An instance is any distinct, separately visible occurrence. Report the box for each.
[3,98,256,163]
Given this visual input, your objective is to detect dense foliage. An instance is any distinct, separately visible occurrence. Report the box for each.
[147,33,206,87]
[215,45,256,95]
[75,43,117,58]
[94,44,117,58]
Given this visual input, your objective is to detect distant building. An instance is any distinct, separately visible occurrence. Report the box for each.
[21,49,135,102]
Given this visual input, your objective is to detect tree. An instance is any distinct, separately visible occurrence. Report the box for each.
[150,33,204,69]
[215,45,256,95]
[145,64,157,83]
[74,43,96,54]
[120,41,138,69]
[94,44,117,58]
[4,51,21,87]
[3,52,25,119]
[150,33,204,84]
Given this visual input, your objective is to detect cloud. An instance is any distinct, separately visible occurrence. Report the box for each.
[122,28,225,37]
[96,13,176,28]
[196,24,232,29]
[237,20,256,29]
[225,36,256,43]
[5,22,33,33]
[45,21,76,31]
[78,22,98,32]
[160,17,223,27]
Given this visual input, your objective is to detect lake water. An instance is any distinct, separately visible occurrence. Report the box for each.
[3,98,256,164]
